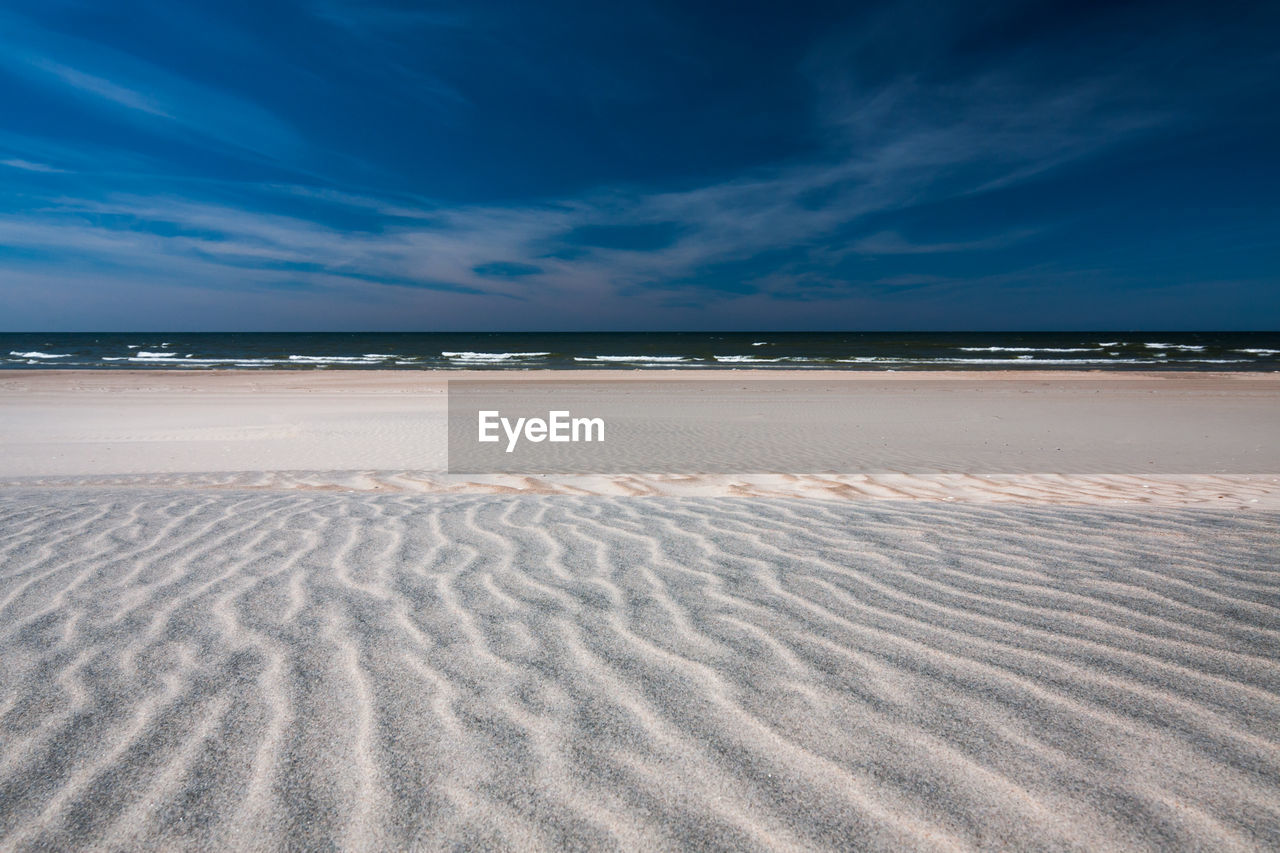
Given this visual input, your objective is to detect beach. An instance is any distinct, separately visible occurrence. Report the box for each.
[1,370,1278,850]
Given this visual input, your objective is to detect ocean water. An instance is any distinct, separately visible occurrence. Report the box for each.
[2,332,1278,370]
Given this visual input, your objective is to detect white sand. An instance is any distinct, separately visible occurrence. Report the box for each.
[1,370,1278,497]
[1,370,1278,850]
[0,493,1276,850]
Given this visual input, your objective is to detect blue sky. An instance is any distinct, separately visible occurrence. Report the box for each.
[0,0,1277,330]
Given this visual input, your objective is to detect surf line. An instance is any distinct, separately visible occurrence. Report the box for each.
[478,410,605,453]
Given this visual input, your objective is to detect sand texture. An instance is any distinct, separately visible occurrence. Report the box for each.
[1,490,1277,851]
[4,470,1277,509]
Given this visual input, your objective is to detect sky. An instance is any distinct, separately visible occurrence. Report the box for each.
[0,0,1277,331]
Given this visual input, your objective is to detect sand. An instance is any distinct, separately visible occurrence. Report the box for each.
[2,368,1278,484]
[1,370,1278,850]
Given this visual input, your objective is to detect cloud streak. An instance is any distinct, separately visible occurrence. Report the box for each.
[0,10,303,165]
[0,0,1275,329]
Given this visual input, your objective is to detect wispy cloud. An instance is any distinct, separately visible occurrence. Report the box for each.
[25,58,171,118]
[0,11,303,165]
[0,0,1273,330]
[0,60,1164,321]
[0,55,1141,319]
[852,228,1040,255]
[1,157,65,173]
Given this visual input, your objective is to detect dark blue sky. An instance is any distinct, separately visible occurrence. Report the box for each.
[1,0,1277,330]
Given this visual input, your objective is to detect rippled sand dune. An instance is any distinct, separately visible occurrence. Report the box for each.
[1,490,1277,850]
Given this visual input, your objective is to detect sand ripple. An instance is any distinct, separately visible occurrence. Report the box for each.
[0,491,1277,850]
[2,470,1278,508]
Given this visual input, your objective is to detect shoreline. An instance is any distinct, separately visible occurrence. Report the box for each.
[4,367,1280,385]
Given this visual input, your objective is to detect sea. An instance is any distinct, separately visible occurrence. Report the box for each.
[3,332,1278,371]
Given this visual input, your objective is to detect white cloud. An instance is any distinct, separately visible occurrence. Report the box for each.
[1,158,65,173]
[26,58,172,118]
[0,1,1198,328]
[0,13,303,164]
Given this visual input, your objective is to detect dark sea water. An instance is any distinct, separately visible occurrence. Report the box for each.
[3,332,1278,370]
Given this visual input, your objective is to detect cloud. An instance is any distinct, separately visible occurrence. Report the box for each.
[1,157,65,173]
[0,54,1166,325]
[0,0,1272,330]
[852,229,1039,255]
[0,11,303,164]
[25,58,171,118]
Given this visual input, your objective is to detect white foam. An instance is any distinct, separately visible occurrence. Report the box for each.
[944,357,1245,365]
[751,341,769,346]
[9,351,70,359]
[1144,343,1204,351]
[836,357,1166,365]
[128,356,283,365]
[576,355,693,363]
[959,347,1095,353]
[441,351,551,361]
[713,355,785,363]
[942,358,1161,365]
[1235,348,1280,356]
